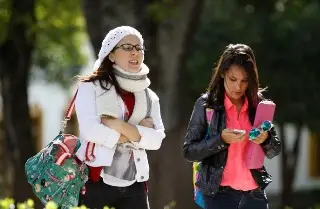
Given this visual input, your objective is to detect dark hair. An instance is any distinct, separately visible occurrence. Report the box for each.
[76,54,121,94]
[206,44,265,120]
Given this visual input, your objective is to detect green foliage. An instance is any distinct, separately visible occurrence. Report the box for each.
[164,200,176,209]
[146,0,178,22]
[187,0,320,131]
[186,0,263,95]
[0,0,87,88]
[253,0,320,131]
[0,198,115,209]
[0,198,176,209]
[315,203,320,209]
[33,0,87,88]
[0,0,10,44]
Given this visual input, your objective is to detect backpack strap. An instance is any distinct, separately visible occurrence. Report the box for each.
[205,108,215,125]
[193,107,214,209]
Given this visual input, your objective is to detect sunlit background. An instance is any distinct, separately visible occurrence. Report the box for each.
[0,0,319,209]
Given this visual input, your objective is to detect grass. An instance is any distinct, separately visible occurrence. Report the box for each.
[0,198,176,209]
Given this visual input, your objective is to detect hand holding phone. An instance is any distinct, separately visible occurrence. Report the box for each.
[231,129,246,135]
[221,128,246,144]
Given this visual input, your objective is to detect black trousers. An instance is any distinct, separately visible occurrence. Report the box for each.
[204,186,268,209]
[78,178,149,209]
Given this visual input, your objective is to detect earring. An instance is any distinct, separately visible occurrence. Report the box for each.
[109,55,114,62]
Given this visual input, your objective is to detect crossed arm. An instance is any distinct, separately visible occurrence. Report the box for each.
[75,82,166,150]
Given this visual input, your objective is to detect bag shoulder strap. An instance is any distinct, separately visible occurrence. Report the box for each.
[60,89,78,134]
[65,89,78,119]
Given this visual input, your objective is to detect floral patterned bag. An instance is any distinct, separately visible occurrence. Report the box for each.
[25,90,88,209]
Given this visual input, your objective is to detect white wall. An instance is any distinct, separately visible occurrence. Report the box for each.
[27,37,96,148]
[28,81,68,147]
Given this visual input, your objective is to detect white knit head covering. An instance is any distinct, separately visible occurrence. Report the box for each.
[93,26,144,71]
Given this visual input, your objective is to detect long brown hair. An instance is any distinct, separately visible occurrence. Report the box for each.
[76,55,121,94]
[206,44,265,122]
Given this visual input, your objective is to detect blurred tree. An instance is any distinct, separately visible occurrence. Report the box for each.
[187,0,320,208]
[32,0,86,87]
[0,0,37,202]
[82,0,204,208]
[255,1,320,208]
[0,0,86,203]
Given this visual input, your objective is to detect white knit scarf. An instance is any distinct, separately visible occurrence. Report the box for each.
[113,63,151,93]
[95,63,151,125]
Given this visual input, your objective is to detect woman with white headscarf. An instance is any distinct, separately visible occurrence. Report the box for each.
[75,26,165,209]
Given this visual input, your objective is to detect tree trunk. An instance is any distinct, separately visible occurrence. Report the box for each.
[280,123,302,209]
[0,0,37,203]
[82,0,104,56]
[83,1,204,208]
[0,128,13,198]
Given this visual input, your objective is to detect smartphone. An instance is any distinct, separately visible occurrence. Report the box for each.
[224,128,246,135]
[231,129,246,135]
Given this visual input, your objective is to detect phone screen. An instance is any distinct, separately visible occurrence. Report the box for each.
[231,129,246,135]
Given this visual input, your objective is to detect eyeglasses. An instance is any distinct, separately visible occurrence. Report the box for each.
[114,44,146,52]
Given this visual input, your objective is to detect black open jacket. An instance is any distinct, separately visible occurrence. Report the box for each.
[183,94,281,196]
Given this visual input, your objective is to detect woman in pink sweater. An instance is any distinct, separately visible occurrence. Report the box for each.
[183,44,281,209]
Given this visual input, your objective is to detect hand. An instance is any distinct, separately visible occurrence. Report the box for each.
[221,128,245,144]
[139,117,154,128]
[101,115,142,142]
[100,115,120,129]
[117,135,130,144]
[252,131,269,144]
